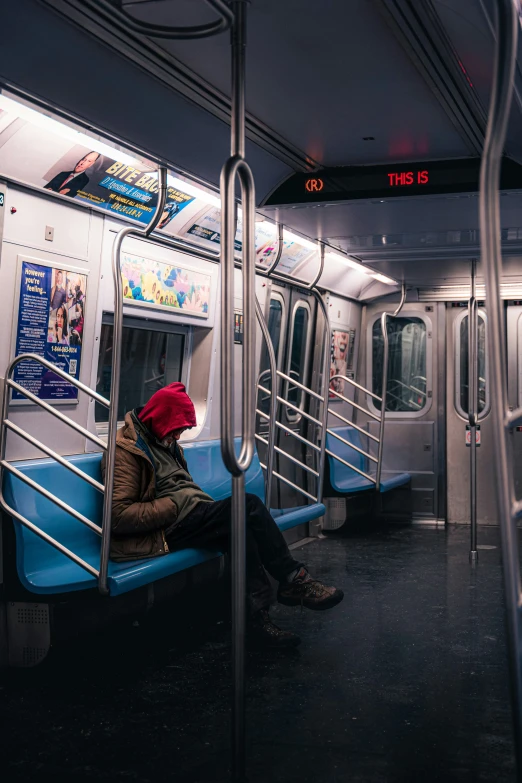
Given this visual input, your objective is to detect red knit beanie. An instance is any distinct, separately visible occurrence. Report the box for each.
[138,382,197,441]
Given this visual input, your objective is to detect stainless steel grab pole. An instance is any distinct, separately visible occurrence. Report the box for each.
[480,1,522,774]
[219,3,255,780]
[312,287,331,504]
[376,283,406,489]
[99,167,167,596]
[469,260,479,563]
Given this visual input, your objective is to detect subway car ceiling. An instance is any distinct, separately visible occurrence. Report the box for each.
[3,0,522,293]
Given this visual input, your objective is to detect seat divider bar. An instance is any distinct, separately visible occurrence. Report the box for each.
[4,420,105,493]
[1,461,102,536]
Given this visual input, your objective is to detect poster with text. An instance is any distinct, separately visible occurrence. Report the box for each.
[329,329,350,399]
[12,261,87,401]
[121,253,211,317]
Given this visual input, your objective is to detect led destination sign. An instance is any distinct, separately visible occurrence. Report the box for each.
[264,157,522,207]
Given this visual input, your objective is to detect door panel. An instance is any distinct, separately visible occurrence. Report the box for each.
[446,304,496,524]
[359,302,441,519]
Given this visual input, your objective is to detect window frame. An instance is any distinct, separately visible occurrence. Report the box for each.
[367,309,433,419]
[285,299,312,423]
[454,307,490,421]
[95,312,191,434]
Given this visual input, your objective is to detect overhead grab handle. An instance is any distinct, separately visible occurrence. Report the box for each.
[111,0,234,40]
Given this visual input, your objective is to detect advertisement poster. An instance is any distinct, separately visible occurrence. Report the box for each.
[181,206,243,252]
[255,221,280,269]
[13,260,87,401]
[44,154,195,227]
[277,240,317,275]
[121,252,211,318]
[329,329,350,398]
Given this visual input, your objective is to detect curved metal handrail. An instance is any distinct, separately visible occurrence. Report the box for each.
[257,222,284,277]
[479,0,522,771]
[375,283,407,487]
[468,260,479,563]
[99,166,168,596]
[114,0,234,39]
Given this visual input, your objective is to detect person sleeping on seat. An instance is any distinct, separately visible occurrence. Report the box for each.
[102,383,343,649]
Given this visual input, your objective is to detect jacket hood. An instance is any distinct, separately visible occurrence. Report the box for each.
[137,382,197,441]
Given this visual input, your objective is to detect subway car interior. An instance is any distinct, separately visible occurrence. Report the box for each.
[3,0,522,781]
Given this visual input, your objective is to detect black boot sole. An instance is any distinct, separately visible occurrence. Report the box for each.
[277,588,344,611]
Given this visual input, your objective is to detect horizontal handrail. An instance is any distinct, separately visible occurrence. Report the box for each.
[111,0,234,39]
[329,373,382,403]
[258,383,323,426]
[325,449,376,484]
[7,379,107,450]
[0,493,99,577]
[326,428,378,464]
[274,420,322,453]
[276,370,325,402]
[255,433,319,476]
[1,461,102,535]
[327,407,380,444]
[329,388,381,422]
[4,420,105,493]
[7,353,110,407]
[259,462,318,502]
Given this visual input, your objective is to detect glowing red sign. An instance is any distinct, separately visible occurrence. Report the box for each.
[305,178,324,193]
[387,170,429,186]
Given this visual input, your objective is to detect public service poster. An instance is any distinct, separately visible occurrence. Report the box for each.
[330,329,350,398]
[12,260,88,401]
[121,252,211,318]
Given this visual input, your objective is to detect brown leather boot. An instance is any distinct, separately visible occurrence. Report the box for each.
[277,568,344,611]
[247,610,301,649]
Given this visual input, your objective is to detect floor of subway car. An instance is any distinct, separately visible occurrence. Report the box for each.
[0,525,516,783]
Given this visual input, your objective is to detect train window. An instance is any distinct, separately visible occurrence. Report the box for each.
[95,314,187,425]
[258,295,285,414]
[286,302,310,421]
[372,317,427,412]
[455,311,489,419]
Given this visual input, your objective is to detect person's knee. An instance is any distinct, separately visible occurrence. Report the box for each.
[245,493,264,510]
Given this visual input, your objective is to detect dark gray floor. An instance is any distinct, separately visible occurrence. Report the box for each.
[0,525,517,782]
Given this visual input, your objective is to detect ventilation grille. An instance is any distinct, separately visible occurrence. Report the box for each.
[22,647,48,666]
[16,606,49,625]
[323,498,346,530]
[418,282,522,301]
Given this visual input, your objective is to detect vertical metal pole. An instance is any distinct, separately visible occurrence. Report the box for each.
[231,471,246,782]
[312,287,331,504]
[469,260,478,563]
[99,168,167,595]
[479,0,522,774]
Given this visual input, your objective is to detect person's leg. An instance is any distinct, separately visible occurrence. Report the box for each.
[243,494,304,582]
[167,498,273,613]
[167,499,300,647]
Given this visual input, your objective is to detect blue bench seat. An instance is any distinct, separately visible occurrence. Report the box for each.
[326,426,410,494]
[2,440,324,597]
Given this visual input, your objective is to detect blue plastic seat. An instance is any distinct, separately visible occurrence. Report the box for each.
[326,426,410,494]
[3,440,324,597]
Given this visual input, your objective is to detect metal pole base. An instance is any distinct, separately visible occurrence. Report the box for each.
[470,550,479,564]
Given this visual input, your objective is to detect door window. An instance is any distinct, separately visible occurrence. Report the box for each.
[258,296,285,414]
[286,303,310,421]
[456,311,488,418]
[95,315,186,424]
[372,317,427,412]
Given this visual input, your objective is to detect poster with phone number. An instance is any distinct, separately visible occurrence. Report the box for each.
[12,260,87,401]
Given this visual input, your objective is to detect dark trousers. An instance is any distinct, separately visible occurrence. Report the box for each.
[166,493,304,612]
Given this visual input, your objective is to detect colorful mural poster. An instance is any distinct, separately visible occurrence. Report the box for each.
[121,253,211,318]
[329,329,350,398]
[13,260,87,401]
